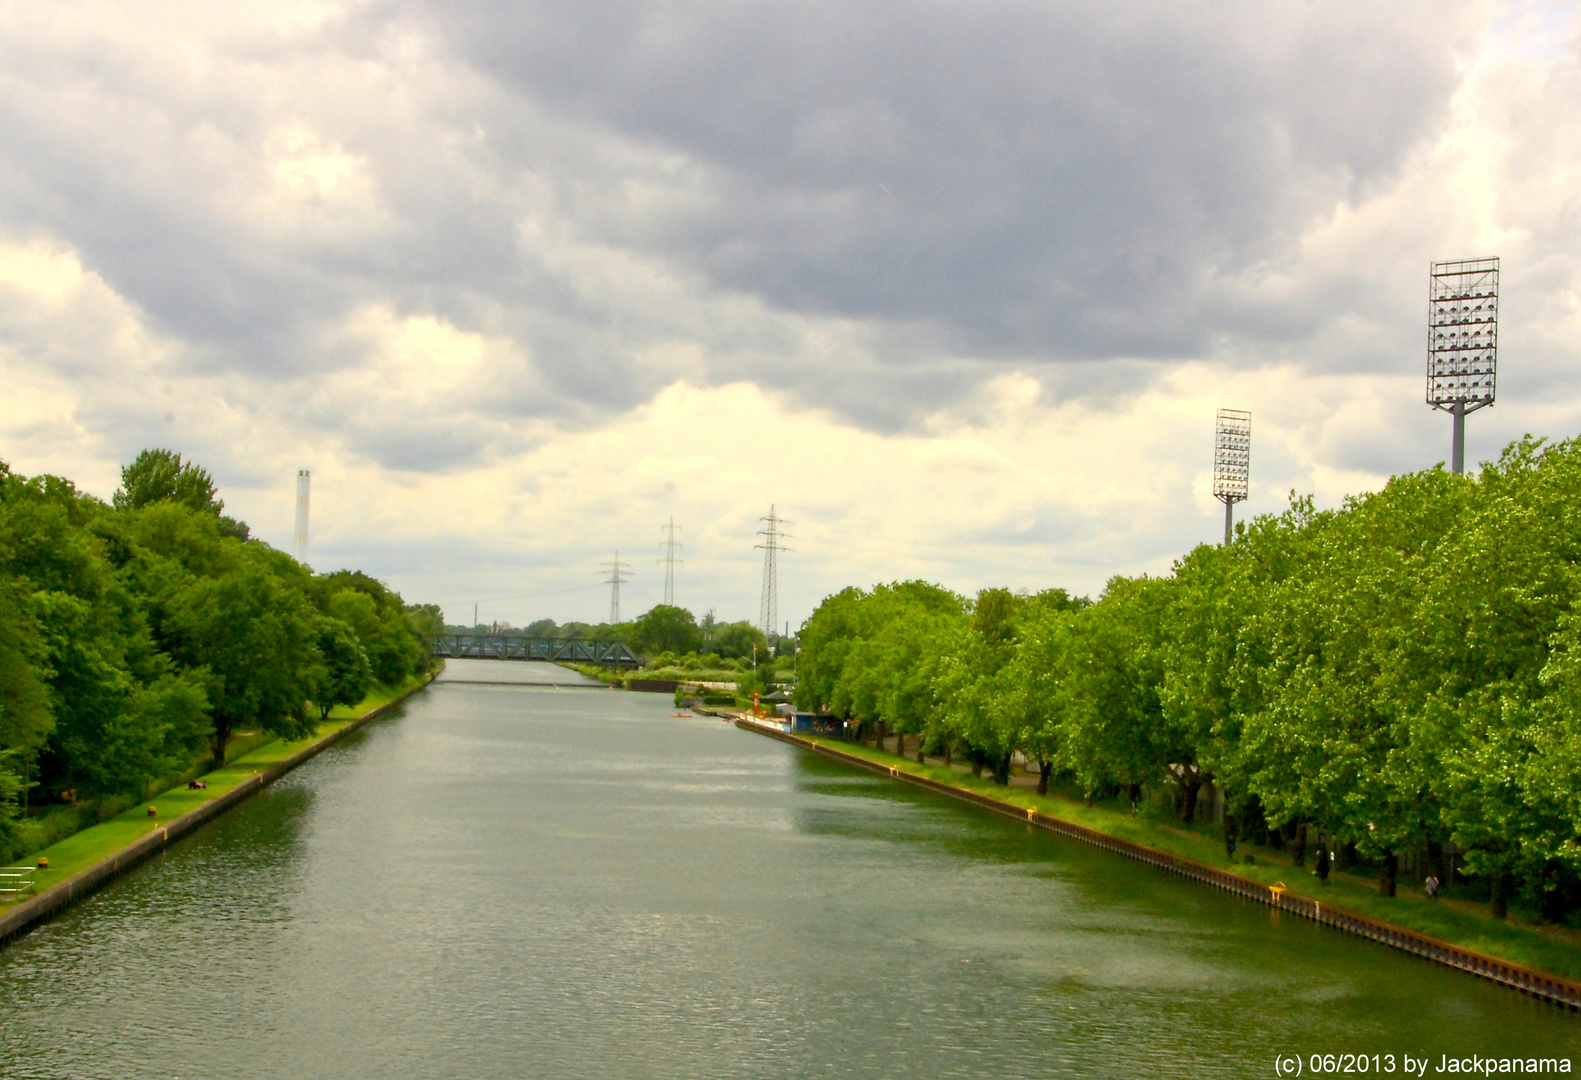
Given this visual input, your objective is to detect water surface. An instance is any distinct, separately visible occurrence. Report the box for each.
[2,664,1576,1078]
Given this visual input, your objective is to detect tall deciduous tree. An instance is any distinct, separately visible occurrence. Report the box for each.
[312,616,374,720]
[169,556,320,765]
[630,605,703,657]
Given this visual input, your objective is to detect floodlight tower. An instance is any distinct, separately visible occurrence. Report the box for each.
[293,469,311,565]
[658,518,683,606]
[1428,257,1499,475]
[756,506,791,639]
[1213,409,1251,545]
[602,553,633,624]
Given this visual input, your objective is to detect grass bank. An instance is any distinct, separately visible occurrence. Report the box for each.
[5,674,430,900]
[799,732,1581,983]
[559,662,747,686]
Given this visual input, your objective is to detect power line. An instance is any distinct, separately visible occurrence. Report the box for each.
[658,517,683,606]
[756,506,792,639]
[601,552,633,624]
[435,581,600,608]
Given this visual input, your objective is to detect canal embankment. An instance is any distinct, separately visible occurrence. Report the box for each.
[723,711,1581,1010]
[0,671,438,949]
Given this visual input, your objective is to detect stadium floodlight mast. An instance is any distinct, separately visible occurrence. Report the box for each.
[1428,257,1498,475]
[1213,408,1251,545]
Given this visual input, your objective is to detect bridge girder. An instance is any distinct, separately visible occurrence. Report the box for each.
[432,635,639,669]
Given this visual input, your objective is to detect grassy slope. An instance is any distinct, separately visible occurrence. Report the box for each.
[6,674,429,897]
[803,734,1581,982]
[560,662,750,685]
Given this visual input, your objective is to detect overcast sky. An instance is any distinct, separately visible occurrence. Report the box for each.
[2,0,1579,630]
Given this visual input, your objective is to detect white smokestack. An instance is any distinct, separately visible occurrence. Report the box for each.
[293,469,311,565]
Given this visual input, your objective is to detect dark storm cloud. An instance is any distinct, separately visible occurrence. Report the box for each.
[0,0,1481,470]
[407,0,1473,358]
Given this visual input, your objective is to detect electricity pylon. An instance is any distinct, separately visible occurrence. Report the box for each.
[602,553,633,624]
[658,518,683,606]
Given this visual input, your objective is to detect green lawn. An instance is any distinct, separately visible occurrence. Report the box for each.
[5,673,431,900]
[801,733,1581,982]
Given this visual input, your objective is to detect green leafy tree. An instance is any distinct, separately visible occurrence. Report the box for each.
[629,605,703,657]
[714,621,768,660]
[113,448,249,540]
[937,588,1025,782]
[0,470,210,800]
[311,616,374,720]
[318,571,430,686]
[169,557,321,765]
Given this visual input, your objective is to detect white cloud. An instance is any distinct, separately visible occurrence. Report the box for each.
[1,0,1580,631]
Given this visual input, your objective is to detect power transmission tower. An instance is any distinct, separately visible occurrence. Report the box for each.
[755,506,792,639]
[658,518,683,606]
[602,552,633,624]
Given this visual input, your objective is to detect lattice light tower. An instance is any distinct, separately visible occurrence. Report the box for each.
[1213,409,1251,545]
[756,506,791,639]
[602,552,633,624]
[1428,257,1499,475]
[293,469,311,565]
[658,518,683,606]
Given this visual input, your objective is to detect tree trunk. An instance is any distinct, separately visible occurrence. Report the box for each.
[1379,851,1397,897]
[1427,840,1446,890]
[992,754,1010,785]
[1181,779,1201,823]
[1292,823,1307,868]
[212,719,233,769]
[1540,860,1566,923]
[1126,783,1140,811]
[1491,868,1513,919]
[1038,761,1053,796]
[1339,841,1359,870]
[874,721,885,751]
[943,742,952,768]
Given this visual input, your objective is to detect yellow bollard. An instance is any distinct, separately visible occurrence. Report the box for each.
[36,857,48,869]
[147,806,157,817]
[1269,882,1286,901]
[1026,807,1037,822]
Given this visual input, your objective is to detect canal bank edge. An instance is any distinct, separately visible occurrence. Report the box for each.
[728,714,1581,1012]
[0,669,440,951]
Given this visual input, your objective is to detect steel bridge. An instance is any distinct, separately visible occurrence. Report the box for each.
[432,634,640,668]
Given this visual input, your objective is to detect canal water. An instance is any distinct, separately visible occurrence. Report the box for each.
[1,663,1577,1078]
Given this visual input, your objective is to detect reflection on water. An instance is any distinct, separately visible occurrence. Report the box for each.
[1,683,1577,1079]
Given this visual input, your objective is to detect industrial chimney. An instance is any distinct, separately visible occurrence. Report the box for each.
[294,469,311,565]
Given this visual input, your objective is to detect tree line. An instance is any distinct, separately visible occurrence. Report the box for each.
[0,450,437,863]
[464,606,778,663]
[795,436,1581,921]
